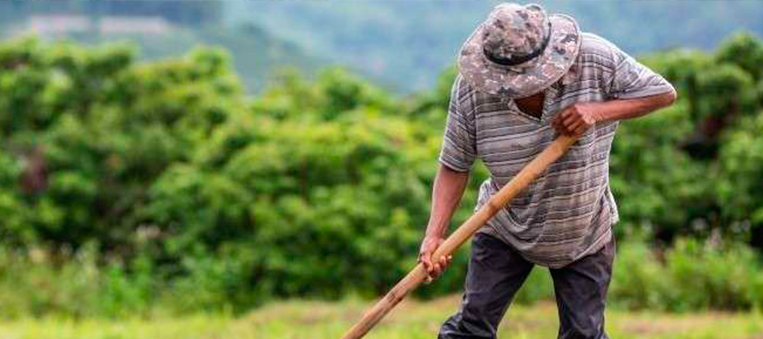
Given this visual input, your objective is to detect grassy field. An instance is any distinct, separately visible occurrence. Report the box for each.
[1,296,762,339]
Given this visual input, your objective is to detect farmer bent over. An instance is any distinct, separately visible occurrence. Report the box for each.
[419,3,677,339]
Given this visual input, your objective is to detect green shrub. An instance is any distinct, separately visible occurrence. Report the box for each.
[611,236,763,312]
[0,244,157,319]
[0,150,30,244]
[0,33,762,317]
[664,238,761,311]
[609,236,670,310]
[715,112,763,240]
[609,101,706,239]
[715,32,763,82]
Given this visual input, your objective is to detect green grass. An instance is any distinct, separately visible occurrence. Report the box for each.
[1,296,762,339]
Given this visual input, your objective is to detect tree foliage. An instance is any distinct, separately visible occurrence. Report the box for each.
[0,33,762,312]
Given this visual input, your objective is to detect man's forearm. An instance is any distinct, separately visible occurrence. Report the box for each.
[553,90,677,135]
[425,164,470,238]
[592,91,677,122]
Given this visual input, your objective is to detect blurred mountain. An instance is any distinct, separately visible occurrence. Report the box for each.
[77,23,324,93]
[0,1,324,93]
[235,0,763,92]
[1,1,762,93]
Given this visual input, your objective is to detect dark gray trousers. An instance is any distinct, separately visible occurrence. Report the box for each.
[438,232,615,339]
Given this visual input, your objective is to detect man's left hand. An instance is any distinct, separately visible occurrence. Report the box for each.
[551,102,601,136]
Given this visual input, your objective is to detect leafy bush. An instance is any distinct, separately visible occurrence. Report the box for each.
[715,112,763,246]
[608,101,706,240]
[715,32,763,82]
[0,32,763,316]
[610,236,763,312]
[0,244,157,318]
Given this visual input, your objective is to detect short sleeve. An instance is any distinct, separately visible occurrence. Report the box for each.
[438,76,477,172]
[607,45,675,99]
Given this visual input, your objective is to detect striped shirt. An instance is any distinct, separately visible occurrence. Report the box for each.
[440,33,674,268]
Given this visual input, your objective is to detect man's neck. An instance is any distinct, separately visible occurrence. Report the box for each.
[514,92,545,119]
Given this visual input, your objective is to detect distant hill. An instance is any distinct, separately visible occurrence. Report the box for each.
[2,1,763,94]
[0,1,323,93]
[74,23,323,93]
[0,1,222,28]
[233,0,763,92]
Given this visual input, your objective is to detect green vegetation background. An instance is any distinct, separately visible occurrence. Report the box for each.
[1,30,763,318]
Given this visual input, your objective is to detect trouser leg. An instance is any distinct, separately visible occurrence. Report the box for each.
[549,237,616,339]
[438,233,534,339]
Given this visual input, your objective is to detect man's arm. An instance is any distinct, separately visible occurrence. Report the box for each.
[419,164,470,282]
[553,36,679,136]
[552,90,677,136]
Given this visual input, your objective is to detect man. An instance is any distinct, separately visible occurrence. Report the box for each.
[419,3,676,339]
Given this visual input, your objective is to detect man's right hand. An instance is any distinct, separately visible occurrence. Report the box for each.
[420,164,468,284]
[418,235,453,283]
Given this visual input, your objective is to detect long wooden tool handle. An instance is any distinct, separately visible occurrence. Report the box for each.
[340,134,578,339]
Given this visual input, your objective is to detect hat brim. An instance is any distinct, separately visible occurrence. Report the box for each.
[458,14,582,98]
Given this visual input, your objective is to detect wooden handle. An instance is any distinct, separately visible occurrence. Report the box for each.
[339,134,578,339]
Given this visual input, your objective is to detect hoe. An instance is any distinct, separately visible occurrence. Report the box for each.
[340,134,578,339]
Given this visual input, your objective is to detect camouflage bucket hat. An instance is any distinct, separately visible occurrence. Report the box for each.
[458,3,581,98]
